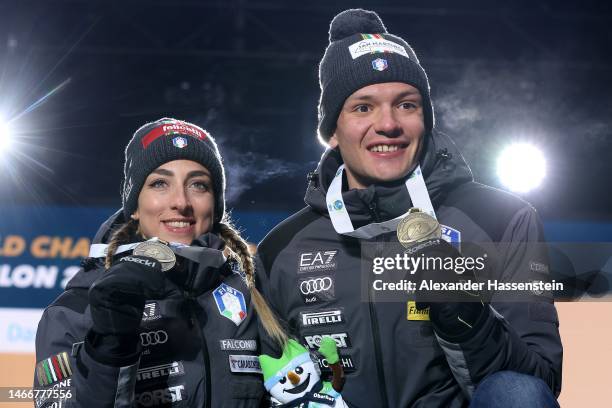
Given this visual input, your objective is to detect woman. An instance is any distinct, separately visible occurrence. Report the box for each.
[34,118,285,407]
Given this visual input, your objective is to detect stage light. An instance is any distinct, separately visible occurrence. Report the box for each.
[0,120,12,153]
[497,143,546,193]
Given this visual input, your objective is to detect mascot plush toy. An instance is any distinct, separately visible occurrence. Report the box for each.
[259,337,347,407]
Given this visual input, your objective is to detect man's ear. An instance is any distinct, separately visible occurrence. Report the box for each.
[328,133,339,149]
[131,210,139,221]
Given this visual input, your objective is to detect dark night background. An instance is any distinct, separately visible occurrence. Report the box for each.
[1,0,611,222]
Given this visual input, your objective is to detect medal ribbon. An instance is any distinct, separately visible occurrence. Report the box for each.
[325,164,437,239]
[89,237,226,267]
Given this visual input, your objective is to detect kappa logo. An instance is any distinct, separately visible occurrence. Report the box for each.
[220,338,257,351]
[304,332,351,349]
[228,355,262,374]
[298,250,338,273]
[299,276,335,304]
[316,355,356,373]
[136,385,185,407]
[140,330,168,347]
[301,309,344,328]
[142,302,161,321]
[136,361,184,382]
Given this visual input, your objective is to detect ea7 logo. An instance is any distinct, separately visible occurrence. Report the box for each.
[299,250,338,273]
[142,302,161,321]
[304,332,351,349]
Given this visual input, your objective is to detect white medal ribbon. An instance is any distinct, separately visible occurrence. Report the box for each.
[325,164,436,239]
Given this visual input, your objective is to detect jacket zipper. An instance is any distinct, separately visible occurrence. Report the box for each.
[185,291,212,408]
[367,202,390,408]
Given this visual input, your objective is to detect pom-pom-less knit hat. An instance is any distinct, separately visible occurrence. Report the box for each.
[317,9,434,143]
[121,118,225,224]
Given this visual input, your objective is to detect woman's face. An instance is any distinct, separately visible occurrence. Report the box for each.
[132,160,215,245]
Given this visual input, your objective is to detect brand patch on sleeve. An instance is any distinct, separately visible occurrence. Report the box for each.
[36,351,72,386]
[407,301,430,321]
[213,283,247,326]
[228,355,262,373]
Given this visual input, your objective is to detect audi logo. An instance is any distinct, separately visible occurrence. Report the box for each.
[300,277,333,295]
[140,330,168,346]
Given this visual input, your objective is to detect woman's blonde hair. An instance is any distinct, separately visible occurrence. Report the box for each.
[104,217,288,347]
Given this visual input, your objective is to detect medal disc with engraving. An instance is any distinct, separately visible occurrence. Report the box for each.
[133,241,176,272]
[397,208,441,247]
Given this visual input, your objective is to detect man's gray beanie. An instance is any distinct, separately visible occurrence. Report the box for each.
[317,9,434,143]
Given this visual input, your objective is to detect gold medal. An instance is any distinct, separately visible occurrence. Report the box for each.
[132,241,176,272]
[397,208,441,248]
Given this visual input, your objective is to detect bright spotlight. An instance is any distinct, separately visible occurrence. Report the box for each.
[0,121,12,153]
[497,143,546,193]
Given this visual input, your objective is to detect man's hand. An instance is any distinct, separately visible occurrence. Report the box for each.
[409,239,487,340]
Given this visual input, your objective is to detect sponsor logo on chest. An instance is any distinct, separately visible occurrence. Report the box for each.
[316,355,356,373]
[299,276,335,304]
[136,385,186,407]
[228,355,262,374]
[136,361,184,382]
[219,338,257,351]
[142,302,162,322]
[303,332,351,349]
[298,250,338,273]
[300,309,344,328]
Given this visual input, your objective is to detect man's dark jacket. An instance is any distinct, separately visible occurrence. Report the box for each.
[256,131,562,407]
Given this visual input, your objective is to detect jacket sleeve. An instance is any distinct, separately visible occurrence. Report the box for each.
[435,206,563,398]
[34,288,140,408]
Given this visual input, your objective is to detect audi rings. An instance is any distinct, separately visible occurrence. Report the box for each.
[140,330,168,346]
[300,277,333,295]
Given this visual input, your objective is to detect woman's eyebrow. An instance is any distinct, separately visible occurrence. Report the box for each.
[186,170,210,179]
[151,168,173,176]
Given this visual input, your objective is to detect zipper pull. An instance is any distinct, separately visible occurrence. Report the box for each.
[368,201,381,223]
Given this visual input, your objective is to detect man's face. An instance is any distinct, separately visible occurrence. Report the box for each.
[329,82,425,189]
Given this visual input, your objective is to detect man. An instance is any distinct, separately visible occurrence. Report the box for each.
[256,9,562,408]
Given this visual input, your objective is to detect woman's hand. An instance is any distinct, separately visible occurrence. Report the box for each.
[89,255,165,336]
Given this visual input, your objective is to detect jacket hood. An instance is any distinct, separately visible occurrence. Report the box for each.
[304,131,473,225]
